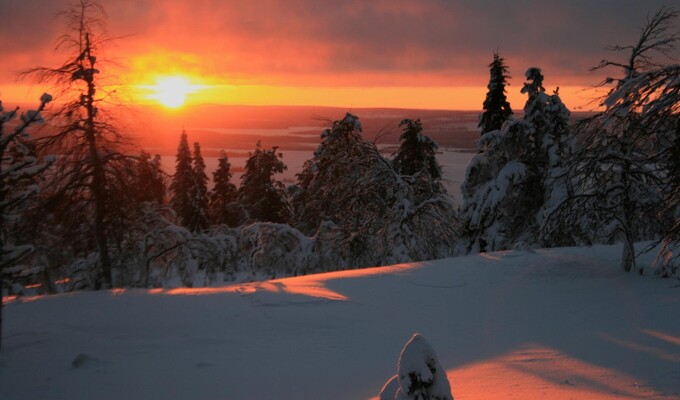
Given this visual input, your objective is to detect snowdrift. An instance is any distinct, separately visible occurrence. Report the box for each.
[1,244,679,399]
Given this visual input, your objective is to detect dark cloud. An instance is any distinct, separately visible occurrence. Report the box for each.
[1,0,678,86]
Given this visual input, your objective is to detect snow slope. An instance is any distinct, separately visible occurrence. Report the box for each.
[1,244,679,399]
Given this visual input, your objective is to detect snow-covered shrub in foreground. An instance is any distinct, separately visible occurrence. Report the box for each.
[380,333,453,400]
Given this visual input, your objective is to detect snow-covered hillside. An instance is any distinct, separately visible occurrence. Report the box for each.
[1,244,679,399]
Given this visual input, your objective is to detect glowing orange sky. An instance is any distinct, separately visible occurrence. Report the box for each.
[0,0,675,110]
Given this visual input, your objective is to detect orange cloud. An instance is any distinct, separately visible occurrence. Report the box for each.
[1,0,675,110]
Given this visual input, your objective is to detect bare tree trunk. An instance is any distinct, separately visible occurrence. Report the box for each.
[621,233,636,273]
[83,33,112,288]
[93,187,112,288]
[88,129,112,287]
[620,144,638,274]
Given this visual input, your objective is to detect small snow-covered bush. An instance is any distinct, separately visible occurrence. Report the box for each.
[238,222,313,279]
[380,333,453,400]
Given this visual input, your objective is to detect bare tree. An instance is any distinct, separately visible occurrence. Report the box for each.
[23,0,134,288]
[548,7,679,273]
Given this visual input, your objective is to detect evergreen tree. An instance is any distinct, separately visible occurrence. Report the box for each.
[478,51,513,135]
[239,142,289,224]
[133,151,165,204]
[187,142,209,232]
[461,68,570,252]
[393,119,441,181]
[209,150,239,226]
[295,113,366,234]
[170,131,194,227]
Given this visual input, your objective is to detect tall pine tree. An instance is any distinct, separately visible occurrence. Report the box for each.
[169,131,194,227]
[187,142,209,232]
[209,150,239,226]
[478,51,513,135]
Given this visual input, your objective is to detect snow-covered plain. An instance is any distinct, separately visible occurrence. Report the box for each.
[2,244,679,399]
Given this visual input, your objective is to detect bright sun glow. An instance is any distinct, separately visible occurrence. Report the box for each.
[147,76,204,108]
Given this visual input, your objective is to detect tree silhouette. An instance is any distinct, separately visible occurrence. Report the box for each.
[239,142,289,224]
[393,119,441,181]
[170,131,194,227]
[23,0,134,288]
[187,142,209,232]
[553,7,679,273]
[209,150,239,226]
[478,51,513,135]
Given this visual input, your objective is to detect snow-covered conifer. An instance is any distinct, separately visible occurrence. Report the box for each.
[133,151,165,204]
[379,333,453,400]
[393,119,441,181]
[239,142,289,224]
[461,68,571,251]
[0,94,55,350]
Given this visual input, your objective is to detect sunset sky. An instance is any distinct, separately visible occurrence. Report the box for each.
[0,0,677,110]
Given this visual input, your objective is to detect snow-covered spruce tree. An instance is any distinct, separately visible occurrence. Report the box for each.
[295,113,457,267]
[393,119,441,181]
[132,151,165,204]
[239,142,289,224]
[0,94,55,351]
[461,68,570,252]
[209,150,239,227]
[525,79,573,247]
[170,130,194,227]
[379,333,453,400]
[294,113,366,235]
[478,51,513,135]
[549,7,678,274]
[23,0,137,288]
[187,142,209,232]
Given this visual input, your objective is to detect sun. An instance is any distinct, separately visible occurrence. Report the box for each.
[147,76,203,108]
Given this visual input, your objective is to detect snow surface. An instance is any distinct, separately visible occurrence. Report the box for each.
[2,244,680,399]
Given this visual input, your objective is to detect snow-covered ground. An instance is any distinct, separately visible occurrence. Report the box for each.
[2,244,679,399]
